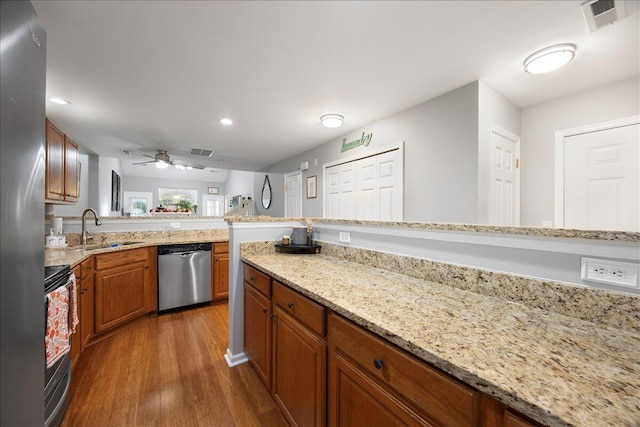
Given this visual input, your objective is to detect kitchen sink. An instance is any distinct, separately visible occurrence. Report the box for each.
[61,241,144,251]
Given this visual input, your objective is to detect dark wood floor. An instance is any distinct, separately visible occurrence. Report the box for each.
[62,302,288,427]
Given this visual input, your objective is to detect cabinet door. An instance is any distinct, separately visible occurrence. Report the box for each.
[79,260,94,350]
[328,350,433,427]
[244,283,272,388]
[94,261,147,333]
[212,252,229,300]
[45,119,65,201]
[64,135,79,201]
[272,307,326,427]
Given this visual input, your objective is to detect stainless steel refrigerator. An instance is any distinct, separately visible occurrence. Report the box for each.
[1,1,47,425]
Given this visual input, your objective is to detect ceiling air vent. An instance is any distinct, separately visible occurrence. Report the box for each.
[189,148,215,157]
[581,0,628,32]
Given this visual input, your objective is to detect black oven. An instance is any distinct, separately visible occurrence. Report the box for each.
[44,265,72,427]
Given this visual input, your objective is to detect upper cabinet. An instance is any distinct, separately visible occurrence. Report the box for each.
[45,118,78,203]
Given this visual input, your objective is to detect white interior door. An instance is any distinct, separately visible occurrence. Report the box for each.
[489,127,520,226]
[284,172,302,217]
[202,195,226,216]
[326,162,357,219]
[564,123,639,231]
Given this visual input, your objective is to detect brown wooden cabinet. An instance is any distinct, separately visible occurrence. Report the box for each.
[94,247,156,334]
[480,394,542,427]
[78,258,95,351]
[244,264,542,427]
[70,257,95,369]
[45,119,65,201]
[212,241,229,301]
[244,279,272,388]
[45,119,79,203]
[272,292,327,427]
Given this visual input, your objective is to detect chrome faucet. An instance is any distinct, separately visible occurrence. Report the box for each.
[81,208,102,245]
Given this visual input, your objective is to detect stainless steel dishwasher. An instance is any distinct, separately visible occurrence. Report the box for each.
[158,243,212,312]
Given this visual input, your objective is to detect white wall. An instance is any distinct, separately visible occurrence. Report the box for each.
[98,156,122,217]
[520,77,640,227]
[226,170,255,200]
[264,81,480,223]
[477,82,521,224]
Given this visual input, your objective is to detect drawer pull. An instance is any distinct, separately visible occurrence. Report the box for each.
[287,302,294,309]
[250,276,255,281]
[373,358,384,370]
[262,308,268,314]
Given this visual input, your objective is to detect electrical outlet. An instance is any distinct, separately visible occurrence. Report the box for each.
[581,257,639,289]
[169,222,181,229]
[339,232,351,244]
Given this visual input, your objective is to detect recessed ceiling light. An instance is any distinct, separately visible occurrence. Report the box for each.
[220,118,233,125]
[49,97,71,105]
[320,114,344,128]
[523,44,576,74]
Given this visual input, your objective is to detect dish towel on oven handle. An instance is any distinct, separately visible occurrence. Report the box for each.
[45,285,70,368]
[69,273,79,334]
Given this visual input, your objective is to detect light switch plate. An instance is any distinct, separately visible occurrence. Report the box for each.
[169,222,181,229]
[581,257,639,289]
[339,232,351,244]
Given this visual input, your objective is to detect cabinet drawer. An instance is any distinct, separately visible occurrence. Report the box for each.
[273,280,325,337]
[328,312,478,426]
[213,241,229,254]
[243,263,271,297]
[95,248,148,270]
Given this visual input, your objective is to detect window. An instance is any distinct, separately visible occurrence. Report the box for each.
[158,188,198,209]
[123,191,153,216]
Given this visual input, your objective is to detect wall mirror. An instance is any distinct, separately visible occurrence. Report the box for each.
[261,175,272,209]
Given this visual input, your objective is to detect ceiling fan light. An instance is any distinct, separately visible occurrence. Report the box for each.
[155,161,169,169]
[524,44,576,74]
[49,97,71,105]
[320,114,344,128]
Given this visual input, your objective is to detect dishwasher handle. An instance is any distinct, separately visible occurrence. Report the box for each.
[164,251,198,257]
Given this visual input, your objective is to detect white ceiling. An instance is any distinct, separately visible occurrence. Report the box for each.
[33,1,639,177]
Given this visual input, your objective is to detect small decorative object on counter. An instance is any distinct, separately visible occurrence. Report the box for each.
[291,226,307,245]
[275,243,321,254]
[282,235,290,245]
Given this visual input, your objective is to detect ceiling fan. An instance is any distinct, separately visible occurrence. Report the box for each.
[131,150,205,170]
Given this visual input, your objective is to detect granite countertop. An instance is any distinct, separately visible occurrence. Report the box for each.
[45,229,228,267]
[240,251,640,427]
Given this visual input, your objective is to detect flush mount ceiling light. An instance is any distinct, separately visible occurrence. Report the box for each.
[320,114,344,128]
[49,97,71,105]
[220,118,233,125]
[524,44,576,74]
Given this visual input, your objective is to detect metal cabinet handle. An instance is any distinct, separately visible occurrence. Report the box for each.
[270,314,276,319]
[262,308,268,314]
[373,358,384,370]
[80,288,88,294]
[287,302,294,309]
[250,276,255,281]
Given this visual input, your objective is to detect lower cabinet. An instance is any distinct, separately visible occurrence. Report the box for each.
[70,257,94,369]
[244,279,272,388]
[272,281,326,427]
[328,311,478,426]
[242,262,543,427]
[212,241,229,301]
[94,247,157,334]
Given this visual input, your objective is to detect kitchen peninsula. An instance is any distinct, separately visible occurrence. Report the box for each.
[240,243,639,426]
[226,217,639,427]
